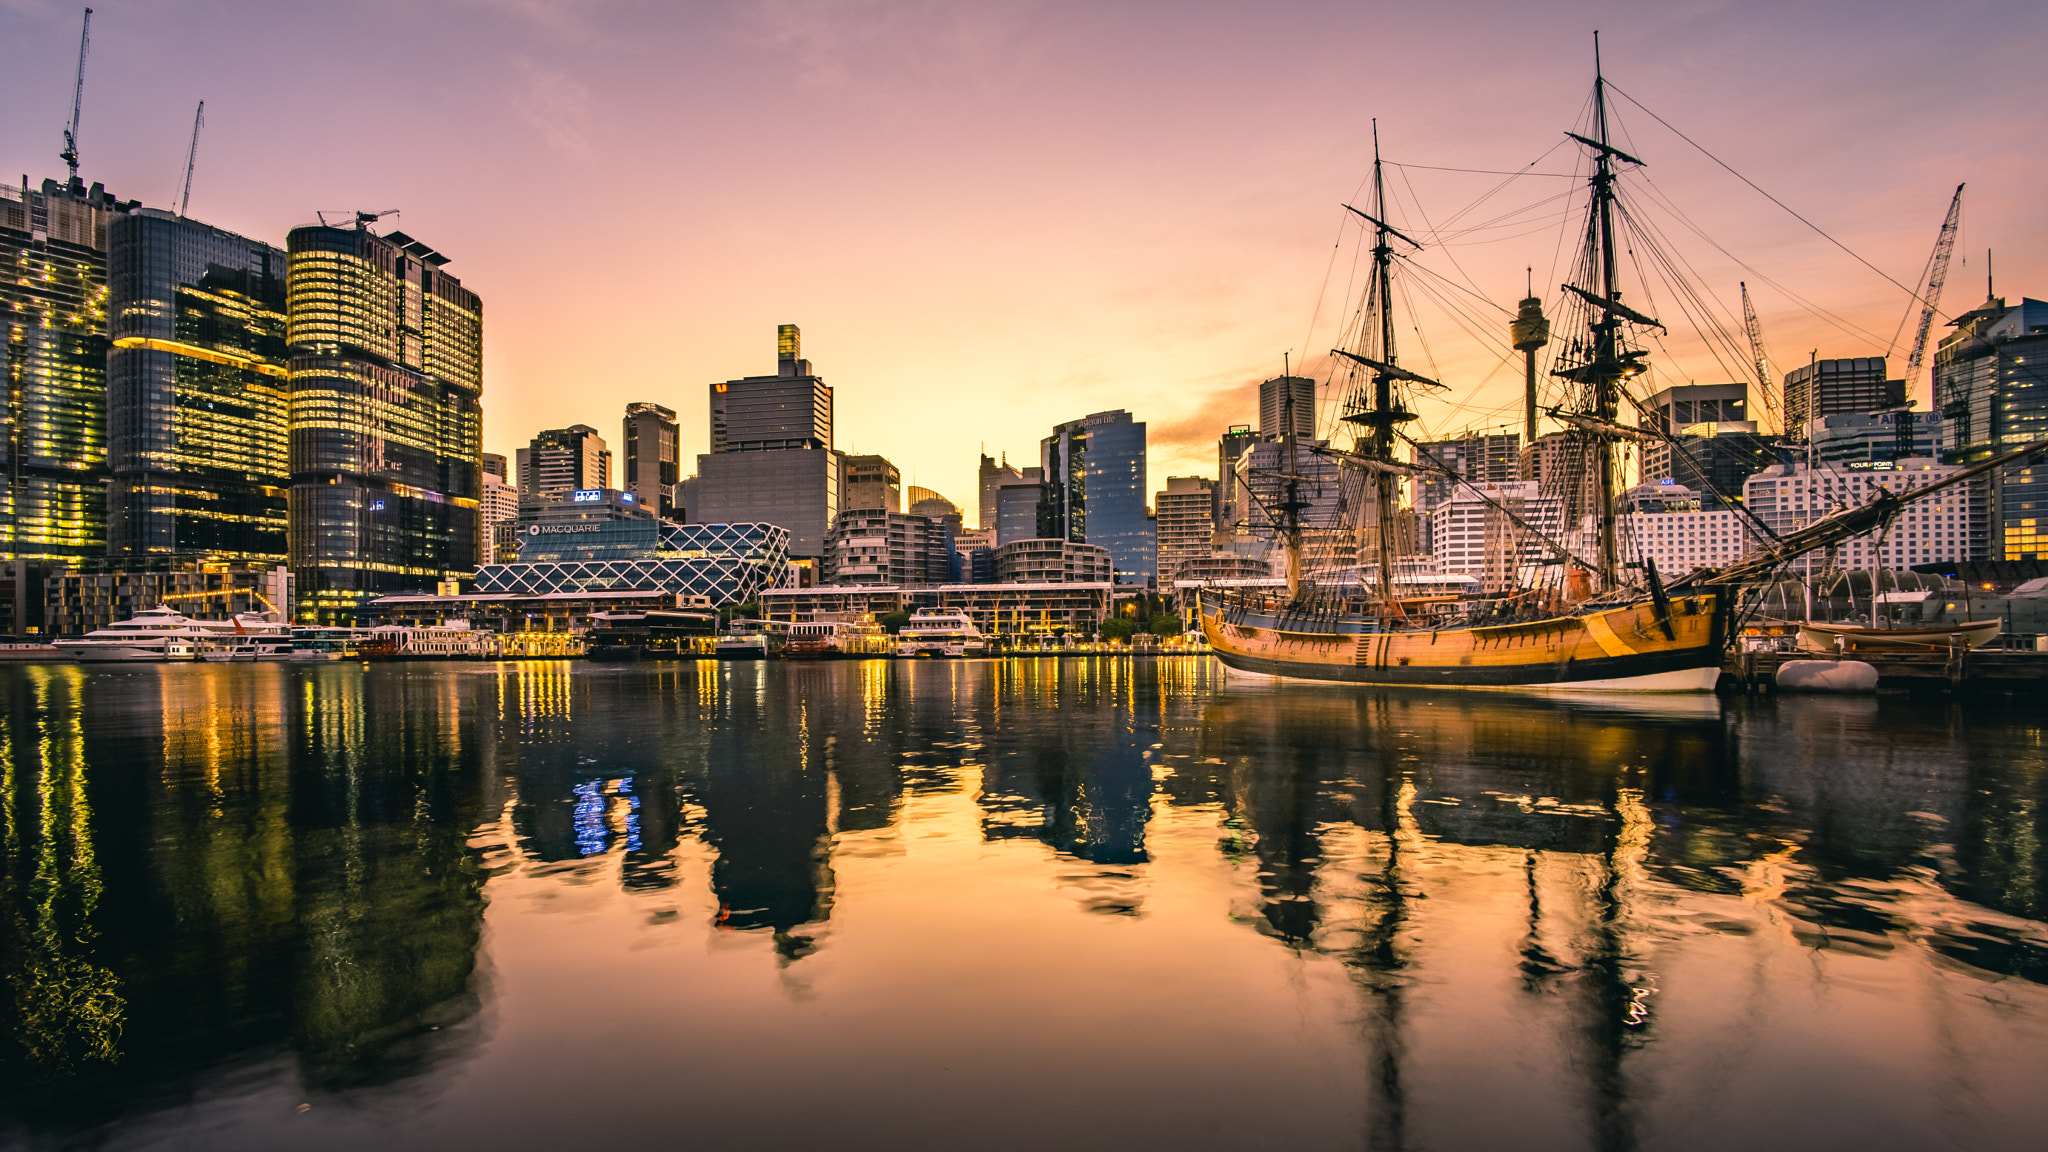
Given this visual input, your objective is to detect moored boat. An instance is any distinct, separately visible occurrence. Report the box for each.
[897,609,987,657]
[55,605,291,663]
[1797,619,2000,654]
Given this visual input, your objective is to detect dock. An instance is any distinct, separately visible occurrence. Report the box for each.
[1727,646,2048,693]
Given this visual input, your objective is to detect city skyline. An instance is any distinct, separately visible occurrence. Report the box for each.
[2,1,2045,508]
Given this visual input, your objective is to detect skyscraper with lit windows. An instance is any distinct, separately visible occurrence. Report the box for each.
[106,209,290,560]
[1,176,132,560]
[285,219,482,621]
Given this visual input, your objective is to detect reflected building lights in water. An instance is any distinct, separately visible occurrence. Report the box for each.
[2,660,2047,1146]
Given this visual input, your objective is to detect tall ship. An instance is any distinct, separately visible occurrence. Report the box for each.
[1199,47,2048,692]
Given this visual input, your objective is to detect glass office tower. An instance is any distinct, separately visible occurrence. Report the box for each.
[0,177,131,559]
[1039,410,1155,583]
[1936,295,2048,560]
[286,222,482,621]
[106,209,290,559]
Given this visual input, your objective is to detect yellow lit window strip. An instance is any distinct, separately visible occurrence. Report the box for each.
[113,336,289,378]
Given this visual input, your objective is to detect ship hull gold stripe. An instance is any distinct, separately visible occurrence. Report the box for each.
[1581,612,1634,658]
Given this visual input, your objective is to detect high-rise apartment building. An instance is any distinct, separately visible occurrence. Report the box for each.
[622,402,679,517]
[518,425,610,498]
[1240,438,1345,531]
[1935,295,2048,560]
[690,325,839,559]
[1153,476,1215,582]
[1810,412,1941,466]
[480,470,519,564]
[106,209,289,560]
[1412,432,1520,512]
[1639,426,1778,512]
[993,466,1044,546]
[1215,425,1260,529]
[1531,431,1603,528]
[286,221,483,621]
[1259,375,1316,441]
[1038,410,1154,583]
[978,453,1027,530]
[1642,382,1749,435]
[841,455,901,513]
[710,324,832,451]
[1783,358,1904,438]
[1,177,132,559]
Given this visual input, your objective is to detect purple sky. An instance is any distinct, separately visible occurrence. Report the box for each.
[4,0,2043,508]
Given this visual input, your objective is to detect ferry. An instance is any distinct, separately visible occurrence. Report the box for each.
[715,618,789,659]
[897,609,987,658]
[55,605,291,663]
[357,622,497,660]
[784,618,890,659]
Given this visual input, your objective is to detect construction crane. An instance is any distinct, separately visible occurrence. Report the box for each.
[176,100,204,217]
[58,7,93,183]
[1740,282,1778,431]
[1901,183,1964,408]
[314,208,399,230]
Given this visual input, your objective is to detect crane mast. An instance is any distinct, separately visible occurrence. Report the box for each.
[177,101,205,217]
[1740,282,1778,431]
[59,7,93,184]
[1903,184,1964,408]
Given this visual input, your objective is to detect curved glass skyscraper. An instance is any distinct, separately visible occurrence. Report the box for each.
[286,222,482,621]
[106,209,290,560]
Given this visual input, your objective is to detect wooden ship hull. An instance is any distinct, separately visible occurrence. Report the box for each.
[1199,591,1727,692]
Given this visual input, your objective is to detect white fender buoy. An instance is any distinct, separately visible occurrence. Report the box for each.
[1775,659,1879,693]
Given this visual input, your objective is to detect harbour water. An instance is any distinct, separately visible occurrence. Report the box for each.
[2,659,2044,1151]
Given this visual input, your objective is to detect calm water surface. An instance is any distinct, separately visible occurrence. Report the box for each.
[1,659,2044,1151]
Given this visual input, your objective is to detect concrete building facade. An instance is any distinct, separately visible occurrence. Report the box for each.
[691,325,839,559]
[1154,476,1216,581]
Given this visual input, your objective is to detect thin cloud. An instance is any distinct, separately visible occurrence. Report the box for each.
[512,55,595,157]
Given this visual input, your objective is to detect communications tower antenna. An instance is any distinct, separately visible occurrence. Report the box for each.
[177,101,205,217]
[1901,184,1963,408]
[59,7,93,183]
[1739,282,1778,430]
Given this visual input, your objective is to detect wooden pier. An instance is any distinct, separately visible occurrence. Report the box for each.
[1727,646,2048,694]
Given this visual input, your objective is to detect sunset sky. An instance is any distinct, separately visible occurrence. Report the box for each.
[4,0,2044,511]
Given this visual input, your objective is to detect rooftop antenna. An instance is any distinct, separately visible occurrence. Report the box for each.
[59,7,93,184]
[176,100,204,217]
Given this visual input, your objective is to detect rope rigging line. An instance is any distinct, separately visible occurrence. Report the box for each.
[1605,82,1938,315]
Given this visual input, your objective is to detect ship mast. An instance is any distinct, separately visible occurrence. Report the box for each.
[1335,122,1426,614]
[1589,40,1624,588]
[1555,34,1657,593]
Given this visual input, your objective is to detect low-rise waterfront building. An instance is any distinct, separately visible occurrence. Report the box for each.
[759,581,1114,636]
[42,562,293,637]
[993,538,1111,583]
[824,508,951,585]
[358,588,712,636]
[474,519,790,605]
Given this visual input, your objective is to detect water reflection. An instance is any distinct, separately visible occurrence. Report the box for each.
[1,659,2044,1150]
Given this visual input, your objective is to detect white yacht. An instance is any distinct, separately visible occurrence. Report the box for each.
[55,606,291,663]
[897,609,987,658]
